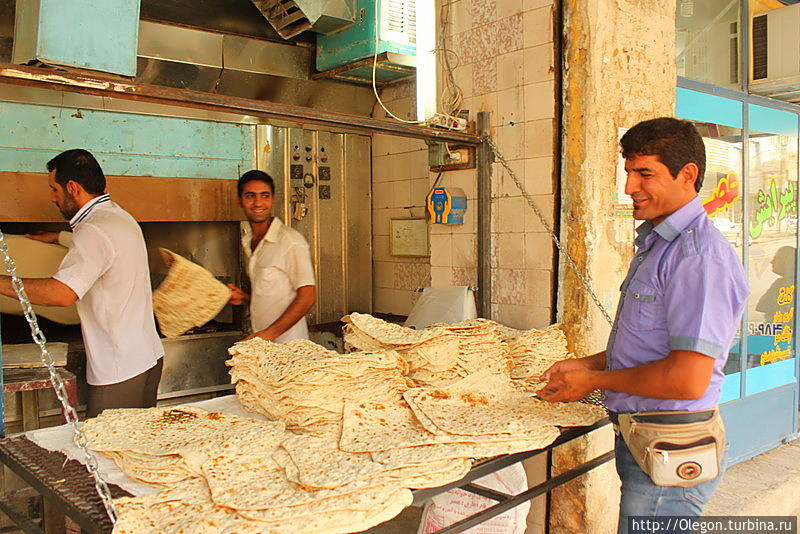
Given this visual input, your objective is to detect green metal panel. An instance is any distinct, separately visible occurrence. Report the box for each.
[0,101,254,179]
[13,0,140,77]
[317,0,415,72]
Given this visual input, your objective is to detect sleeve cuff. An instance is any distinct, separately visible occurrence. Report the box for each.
[669,336,725,359]
[52,273,87,300]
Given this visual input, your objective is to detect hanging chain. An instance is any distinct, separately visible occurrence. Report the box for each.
[0,229,117,523]
[483,135,615,327]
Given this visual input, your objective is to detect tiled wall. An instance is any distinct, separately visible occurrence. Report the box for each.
[371,83,432,316]
[447,0,558,329]
[369,0,558,330]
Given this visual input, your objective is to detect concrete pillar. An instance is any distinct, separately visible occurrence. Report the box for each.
[553,0,677,532]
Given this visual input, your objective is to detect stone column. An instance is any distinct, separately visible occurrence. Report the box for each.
[552,0,677,532]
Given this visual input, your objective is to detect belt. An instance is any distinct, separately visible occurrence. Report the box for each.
[608,409,715,426]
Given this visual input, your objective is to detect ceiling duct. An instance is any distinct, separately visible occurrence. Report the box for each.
[251,0,357,40]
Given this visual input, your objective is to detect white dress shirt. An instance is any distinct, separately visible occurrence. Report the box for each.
[242,217,315,343]
[53,195,164,385]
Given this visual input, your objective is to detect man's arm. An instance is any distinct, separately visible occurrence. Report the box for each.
[244,285,316,342]
[537,349,714,402]
[0,275,78,307]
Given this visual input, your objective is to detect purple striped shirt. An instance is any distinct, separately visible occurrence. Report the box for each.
[604,197,749,413]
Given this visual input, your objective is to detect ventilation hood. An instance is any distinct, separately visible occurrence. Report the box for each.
[251,0,357,40]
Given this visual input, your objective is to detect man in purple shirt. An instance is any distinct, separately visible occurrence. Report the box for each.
[538,118,749,533]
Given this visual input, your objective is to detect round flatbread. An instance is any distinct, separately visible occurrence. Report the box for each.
[152,248,230,337]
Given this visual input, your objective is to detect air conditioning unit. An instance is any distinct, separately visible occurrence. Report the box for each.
[750,3,800,103]
[313,0,417,85]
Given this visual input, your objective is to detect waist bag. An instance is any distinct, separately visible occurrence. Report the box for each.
[617,409,725,487]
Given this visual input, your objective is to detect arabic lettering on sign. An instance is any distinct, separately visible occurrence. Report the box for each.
[774,307,794,324]
[760,346,792,365]
[703,172,740,216]
[777,285,795,307]
[749,180,797,239]
[775,326,793,344]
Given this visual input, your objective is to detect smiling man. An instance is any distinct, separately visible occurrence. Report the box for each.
[227,170,316,343]
[538,118,749,533]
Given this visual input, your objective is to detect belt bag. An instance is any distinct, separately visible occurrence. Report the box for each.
[618,409,725,487]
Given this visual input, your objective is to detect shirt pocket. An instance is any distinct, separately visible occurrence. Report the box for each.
[621,279,660,331]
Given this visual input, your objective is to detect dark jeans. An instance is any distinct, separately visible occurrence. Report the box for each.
[85,358,163,419]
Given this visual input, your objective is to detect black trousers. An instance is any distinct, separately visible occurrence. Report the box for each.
[85,358,163,419]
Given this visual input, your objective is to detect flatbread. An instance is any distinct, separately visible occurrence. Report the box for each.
[152,248,230,337]
[404,370,606,436]
[0,235,80,324]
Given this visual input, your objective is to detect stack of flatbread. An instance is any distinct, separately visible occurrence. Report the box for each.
[152,248,231,338]
[342,313,513,388]
[507,324,577,391]
[226,338,411,432]
[340,370,605,466]
[82,406,287,487]
[86,407,417,534]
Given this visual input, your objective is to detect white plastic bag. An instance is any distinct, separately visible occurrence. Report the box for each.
[418,463,530,534]
[404,286,477,330]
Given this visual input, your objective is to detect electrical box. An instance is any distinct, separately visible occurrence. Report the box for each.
[12,0,140,76]
[426,187,467,225]
[316,0,416,82]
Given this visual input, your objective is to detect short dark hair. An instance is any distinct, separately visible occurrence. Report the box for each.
[620,117,706,192]
[237,170,275,197]
[46,149,106,195]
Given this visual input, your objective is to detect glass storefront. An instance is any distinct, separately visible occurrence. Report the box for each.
[678,87,800,462]
[745,105,799,395]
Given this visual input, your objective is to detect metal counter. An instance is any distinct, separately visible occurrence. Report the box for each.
[0,420,612,534]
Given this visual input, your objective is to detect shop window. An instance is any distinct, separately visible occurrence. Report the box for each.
[676,0,741,90]
[745,104,799,395]
[691,120,745,402]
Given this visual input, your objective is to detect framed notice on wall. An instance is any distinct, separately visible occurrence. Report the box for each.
[390,218,429,257]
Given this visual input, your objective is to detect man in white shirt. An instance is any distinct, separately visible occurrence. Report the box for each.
[0,149,164,418]
[228,170,316,342]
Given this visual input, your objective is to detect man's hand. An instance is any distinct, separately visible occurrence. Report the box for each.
[541,358,595,382]
[25,232,60,244]
[227,284,250,306]
[537,367,597,403]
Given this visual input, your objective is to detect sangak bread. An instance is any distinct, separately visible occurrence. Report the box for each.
[404,370,606,436]
[227,338,411,431]
[83,406,287,487]
[342,313,513,388]
[152,248,231,338]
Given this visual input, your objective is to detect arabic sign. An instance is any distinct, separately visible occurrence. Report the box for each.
[749,180,797,239]
[751,284,795,366]
[703,172,740,216]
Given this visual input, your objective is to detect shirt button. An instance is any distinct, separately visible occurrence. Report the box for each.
[634,293,640,299]
[637,256,644,261]
[686,229,693,233]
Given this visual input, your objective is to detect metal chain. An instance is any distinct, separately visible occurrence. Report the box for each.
[0,229,117,523]
[483,135,615,327]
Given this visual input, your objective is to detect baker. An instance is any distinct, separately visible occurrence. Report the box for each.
[228,170,316,342]
[0,149,164,418]
[537,118,749,532]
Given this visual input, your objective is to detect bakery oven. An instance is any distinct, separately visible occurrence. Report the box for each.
[1,174,246,431]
